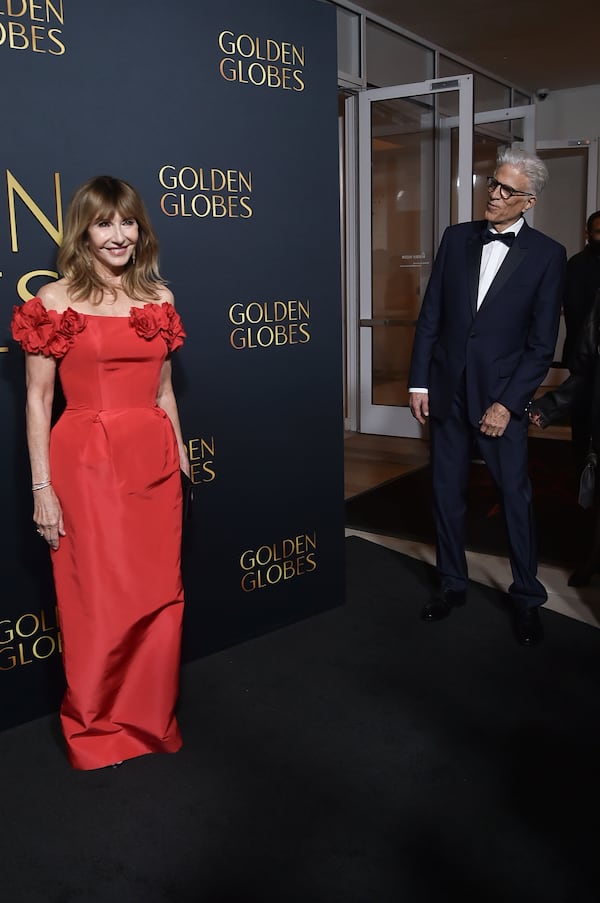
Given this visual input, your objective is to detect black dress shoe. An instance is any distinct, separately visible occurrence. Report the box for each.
[514,607,543,646]
[421,588,466,621]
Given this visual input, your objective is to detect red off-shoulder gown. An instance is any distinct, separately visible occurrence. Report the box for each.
[12,298,186,770]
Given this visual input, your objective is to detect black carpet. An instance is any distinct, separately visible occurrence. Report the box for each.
[346,438,592,567]
[3,536,600,903]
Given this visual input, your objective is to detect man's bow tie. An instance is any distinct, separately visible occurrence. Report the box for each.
[481,229,515,247]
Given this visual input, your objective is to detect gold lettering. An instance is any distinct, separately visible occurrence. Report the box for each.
[158,165,176,190]
[0,647,17,670]
[188,438,201,461]
[200,461,215,482]
[255,545,273,566]
[46,0,63,24]
[29,0,43,21]
[200,436,215,457]
[211,195,227,217]
[292,45,305,66]
[39,607,58,631]
[8,20,28,48]
[239,196,253,218]
[7,0,27,15]
[218,29,235,54]
[32,634,56,659]
[30,22,45,50]
[241,572,256,592]
[267,64,280,89]
[240,549,255,571]
[47,27,64,54]
[238,171,252,193]
[236,34,255,58]
[228,303,243,325]
[16,612,39,638]
[0,619,14,644]
[248,61,266,86]
[178,166,198,190]
[282,538,296,558]
[190,194,210,217]
[7,170,63,252]
[219,57,237,81]
[160,192,178,216]
[17,269,58,302]
[266,38,280,62]
[18,642,33,665]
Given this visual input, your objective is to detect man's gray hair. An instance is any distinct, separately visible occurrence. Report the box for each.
[496,147,549,196]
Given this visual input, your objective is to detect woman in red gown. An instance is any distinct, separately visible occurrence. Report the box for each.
[11,176,188,770]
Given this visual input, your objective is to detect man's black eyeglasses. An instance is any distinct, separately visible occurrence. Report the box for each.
[486,176,535,200]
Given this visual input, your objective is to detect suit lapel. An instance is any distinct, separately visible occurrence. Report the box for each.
[466,227,483,316]
[477,220,530,314]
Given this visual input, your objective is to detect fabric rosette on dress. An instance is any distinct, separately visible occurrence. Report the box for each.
[11,298,86,358]
[129,302,186,352]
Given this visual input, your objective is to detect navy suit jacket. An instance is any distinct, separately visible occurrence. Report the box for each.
[408,219,567,428]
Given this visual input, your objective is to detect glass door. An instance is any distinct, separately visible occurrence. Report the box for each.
[358,76,473,437]
[442,105,536,228]
[534,139,598,257]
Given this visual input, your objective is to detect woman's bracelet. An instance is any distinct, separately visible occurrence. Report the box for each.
[32,480,52,491]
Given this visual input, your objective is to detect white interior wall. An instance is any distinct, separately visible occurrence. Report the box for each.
[535,84,600,210]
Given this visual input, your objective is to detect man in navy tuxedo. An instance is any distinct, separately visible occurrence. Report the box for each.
[408,148,566,646]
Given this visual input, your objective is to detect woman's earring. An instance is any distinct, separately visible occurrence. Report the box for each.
[131,247,137,264]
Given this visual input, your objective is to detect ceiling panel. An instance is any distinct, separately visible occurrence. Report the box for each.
[352,1,600,92]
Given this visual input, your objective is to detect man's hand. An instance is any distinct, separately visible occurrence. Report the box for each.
[479,401,511,437]
[409,392,429,425]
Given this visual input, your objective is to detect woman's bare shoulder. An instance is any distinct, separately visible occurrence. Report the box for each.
[36,279,72,312]
[155,284,175,306]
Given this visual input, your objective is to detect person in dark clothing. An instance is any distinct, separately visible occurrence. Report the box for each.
[563,211,600,363]
[529,289,600,586]
[408,148,566,647]
[562,211,600,466]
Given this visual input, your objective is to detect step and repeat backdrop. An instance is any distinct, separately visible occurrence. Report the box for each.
[0,0,344,730]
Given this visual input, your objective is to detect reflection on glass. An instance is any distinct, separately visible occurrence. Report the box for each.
[535,148,588,258]
[337,7,361,80]
[450,127,524,225]
[438,57,511,114]
[370,96,435,407]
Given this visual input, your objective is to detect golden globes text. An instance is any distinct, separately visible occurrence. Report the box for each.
[229,299,310,350]
[218,29,305,91]
[0,607,62,670]
[158,164,252,220]
[240,531,317,592]
[0,0,65,54]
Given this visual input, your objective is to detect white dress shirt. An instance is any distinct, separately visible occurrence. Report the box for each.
[476,216,524,308]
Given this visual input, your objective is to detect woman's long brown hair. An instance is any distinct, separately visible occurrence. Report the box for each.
[57,175,166,303]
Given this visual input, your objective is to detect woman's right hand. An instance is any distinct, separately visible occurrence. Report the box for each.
[528,409,543,428]
[33,485,66,551]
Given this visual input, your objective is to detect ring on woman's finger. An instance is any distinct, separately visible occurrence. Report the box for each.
[36,528,43,535]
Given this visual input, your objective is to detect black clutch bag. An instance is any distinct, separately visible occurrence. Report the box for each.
[181,472,194,520]
[578,450,597,510]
